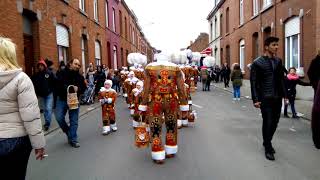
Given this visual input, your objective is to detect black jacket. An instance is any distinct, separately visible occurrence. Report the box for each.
[55,68,86,101]
[307,55,320,89]
[31,69,56,97]
[285,77,310,98]
[250,56,287,103]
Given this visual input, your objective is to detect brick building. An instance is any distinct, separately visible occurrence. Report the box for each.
[316,0,320,52]
[213,0,317,78]
[188,33,209,53]
[0,0,154,75]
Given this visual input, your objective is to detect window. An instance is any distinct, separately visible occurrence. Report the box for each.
[79,0,85,11]
[113,46,117,69]
[56,25,69,64]
[126,49,129,65]
[226,45,231,65]
[240,0,244,25]
[105,1,109,27]
[93,0,98,21]
[285,17,300,69]
[214,16,217,38]
[121,47,124,65]
[226,8,230,33]
[125,17,128,38]
[253,0,259,16]
[132,28,135,45]
[210,22,213,41]
[252,32,259,59]
[81,36,88,74]
[119,10,123,35]
[239,39,245,71]
[263,0,272,8]
[214,47,218,62]
[95,40,101,66]
[220,14,223,36]
[112,8,116,32]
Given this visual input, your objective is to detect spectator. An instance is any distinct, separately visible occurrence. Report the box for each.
[312,82,320,149]
[112,70,121,93]
[308,50,320,95]
[94,66,106,95]
[214,65,221,83]
[231,63,243,101]
[222,62,231,88]
[284,67,310,119]
[55,59,86,148]
[32,59,56,131]
[250,37,288,161]
[86,63,95,86]
[0,37,46,179]
[308,50,320,149]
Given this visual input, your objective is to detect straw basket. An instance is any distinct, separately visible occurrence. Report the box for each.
[67,85,79,110]
[134,116,150,148]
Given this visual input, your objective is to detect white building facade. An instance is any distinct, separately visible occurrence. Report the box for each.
[207,0,223,66]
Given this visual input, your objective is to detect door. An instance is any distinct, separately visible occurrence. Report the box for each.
[23,34,34,76]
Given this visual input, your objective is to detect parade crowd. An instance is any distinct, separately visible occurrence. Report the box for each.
[0,36,320,179]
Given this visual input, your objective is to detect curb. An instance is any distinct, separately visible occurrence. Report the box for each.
[213,84,311,121]
[44,103,101,136]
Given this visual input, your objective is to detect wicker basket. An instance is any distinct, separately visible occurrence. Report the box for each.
[67,85,79,110]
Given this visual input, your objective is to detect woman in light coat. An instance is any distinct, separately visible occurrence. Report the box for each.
[0,37,46,179]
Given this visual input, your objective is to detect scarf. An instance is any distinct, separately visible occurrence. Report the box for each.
[287,73,299,80]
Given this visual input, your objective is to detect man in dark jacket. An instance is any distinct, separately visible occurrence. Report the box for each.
[55,59,86,148]
[307,50,320,94]
[32,59,56,131]
[250,37,288,161]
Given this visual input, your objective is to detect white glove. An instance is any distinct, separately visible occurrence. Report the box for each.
[131,104,135,108]
[107,98,113,104]
[100,98,107,104]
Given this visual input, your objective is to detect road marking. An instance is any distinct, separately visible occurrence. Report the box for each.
[192,104,203,109]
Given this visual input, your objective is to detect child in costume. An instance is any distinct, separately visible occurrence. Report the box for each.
[99,80,118,135]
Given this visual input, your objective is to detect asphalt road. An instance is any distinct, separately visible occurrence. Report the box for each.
[27,87,320,180]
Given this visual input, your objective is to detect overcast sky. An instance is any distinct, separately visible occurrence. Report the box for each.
[125,0,214,53]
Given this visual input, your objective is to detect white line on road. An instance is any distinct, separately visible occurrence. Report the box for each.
[192,104,203,109]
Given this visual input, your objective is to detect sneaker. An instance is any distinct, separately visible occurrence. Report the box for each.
[233,98,236,101]
[43,125,49,131]
[284,114,290,118]
[237,98,240,101]
[292,115,299,119]
[70,142,80,148]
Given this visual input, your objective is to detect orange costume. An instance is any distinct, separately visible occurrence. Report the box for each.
[138,56,189,163]
[99,80,118,135]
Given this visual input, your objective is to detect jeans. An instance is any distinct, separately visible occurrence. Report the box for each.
[284,97,297,116]
[112,83,121,93]
[40,93,54,127]
[55,97,80,143]
[260,98,282,150]
[233,86,241,98]
[0,136,32,180]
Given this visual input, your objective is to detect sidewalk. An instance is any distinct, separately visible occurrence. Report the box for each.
[213,80,314,120]
[41,103,101,135]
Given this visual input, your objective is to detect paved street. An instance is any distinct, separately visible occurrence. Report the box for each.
[27,87,320,180]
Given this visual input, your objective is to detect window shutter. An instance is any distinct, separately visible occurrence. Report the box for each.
[95,41,101,59]
[285,17,300,37]
[56,25,69,47]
